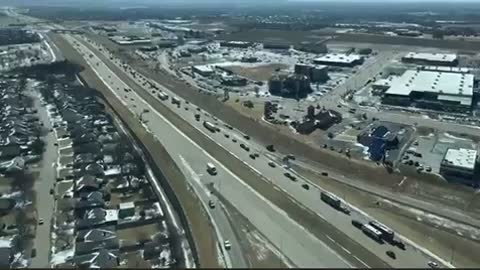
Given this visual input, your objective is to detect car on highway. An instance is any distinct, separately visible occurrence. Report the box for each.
[224,240,231,250]
[428,261,438,268]
[284,172,297,181]
[206,163,217,175]
[268,161,276,168]
[249,153,256,160]
[386,250,396,259]
[240,143,250,151]
[31,248,37,258]
[208,200,215,209]
[38,218,44,225]
[301,184,310,190]
[232,138,237,143]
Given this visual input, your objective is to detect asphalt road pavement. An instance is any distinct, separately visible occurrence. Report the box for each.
[68,34,451,268]
[65,34,357,268]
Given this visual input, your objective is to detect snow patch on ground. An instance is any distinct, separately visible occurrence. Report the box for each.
[50,248,74,266]
[383,199,480,241]
[244,229,295,268]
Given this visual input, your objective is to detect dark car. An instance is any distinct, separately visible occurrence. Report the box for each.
[386,251,396,259]
[266,144,275,152]
[249,154,256,160]
[301,184,310,190]
[351,220,363,229]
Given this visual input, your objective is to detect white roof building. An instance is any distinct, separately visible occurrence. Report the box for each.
[442,148,478,171]
[313,53,363,65]
[384,70,474,106]
[192,65,215,75]
[403,52,458,64]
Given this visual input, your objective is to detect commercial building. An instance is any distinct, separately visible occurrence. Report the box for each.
[268,74,312,99]
[192,65,215,77]
[402,52,458,66]
[263,42,291,50]
[357,125,399,161]
[221,75,247,86]
[294,64,329,83]
[440,148,478,187]
[219,40,252,48]
[382,70,474,112]
[313,54,364,67]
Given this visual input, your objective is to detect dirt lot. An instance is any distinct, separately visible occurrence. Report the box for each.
[49,33,220,268]
[225,64,288,81]
[217,29,329,45]
[117,223,162,242]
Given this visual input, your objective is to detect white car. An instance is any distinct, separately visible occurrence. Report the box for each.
[224,240,231,250]
[427,261,438,268]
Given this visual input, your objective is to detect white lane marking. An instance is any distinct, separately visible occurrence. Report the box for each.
[353,255,370,268]
[326,235,336,243]
[71,35,353,268]
[340,245,352,255]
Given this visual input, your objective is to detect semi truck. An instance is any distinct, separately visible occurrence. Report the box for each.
[361,224,383,243]
[203,121,218,133]
[320,191,350,214]
[369,221,395,242]
[157,92,169,101]
[171,96,181,106]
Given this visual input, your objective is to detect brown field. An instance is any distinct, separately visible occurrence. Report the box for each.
[225,64,288,81]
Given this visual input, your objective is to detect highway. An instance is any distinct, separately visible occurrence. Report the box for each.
[62,33,451,268]
[63,34,355,268]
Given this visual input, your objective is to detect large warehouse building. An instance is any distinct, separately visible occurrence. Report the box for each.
[402,52,458,66]
[313,53,364,67]
[382,69,474,112]
[440,148,478,187]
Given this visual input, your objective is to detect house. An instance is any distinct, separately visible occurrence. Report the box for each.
[75,191,105,210]
[75,227,119,255]
[76,208,118,230]
[75,175,100,194]
[74,249,119,268]
[0,145,20,161]
[0,198,15,215]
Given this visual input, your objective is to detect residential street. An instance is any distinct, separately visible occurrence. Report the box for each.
[30,88,57,268]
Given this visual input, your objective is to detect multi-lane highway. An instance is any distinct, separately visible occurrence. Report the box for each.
[54,32,453,268]
[63,34,358,268]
